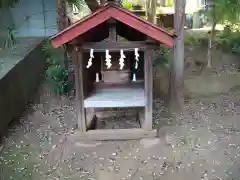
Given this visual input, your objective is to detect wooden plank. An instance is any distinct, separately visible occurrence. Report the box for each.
[138,110,145,128]
[86,108,95,128]
[82,41,148,52]
[94,81,144,90]
[73,47,86,132]
[73,128,157,140]
[144,48,153,130]
[84,85,145,108]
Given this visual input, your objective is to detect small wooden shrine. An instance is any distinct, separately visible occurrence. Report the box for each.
[50,3,174,140]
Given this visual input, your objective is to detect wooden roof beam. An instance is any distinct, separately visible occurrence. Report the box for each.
[81,41,153,52]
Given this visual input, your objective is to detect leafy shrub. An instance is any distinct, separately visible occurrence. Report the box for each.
[121,0,133,10]
[184,29,240,55]
[153,46,171,68]
[184,30,208,47]
[42,40,73,95]
[217,31,240,54]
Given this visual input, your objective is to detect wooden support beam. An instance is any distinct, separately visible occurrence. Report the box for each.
[82,41,149,52]
[71,129,157,140]
[144,48,153,130]
[107,19,117,41]
[72,47,86,132]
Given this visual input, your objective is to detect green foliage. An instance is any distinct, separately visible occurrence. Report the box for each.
[42,40,73,95]
[153,46,171,68]
[217,31,240,55]
[204,0,240,24]
[121,0,133,10]
[67,0,84,10]
[184,30,209,46]
[184,29,240,55]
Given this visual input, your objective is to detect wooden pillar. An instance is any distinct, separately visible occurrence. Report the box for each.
[144,48,153,130]
[72,47,86,132]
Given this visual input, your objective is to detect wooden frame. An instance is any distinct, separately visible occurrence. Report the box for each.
[82,41,148,52]
[72,44,157,140]
[71,129,157,140]
[143,47,153,130]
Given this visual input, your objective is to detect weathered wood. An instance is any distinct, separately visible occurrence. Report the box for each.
[73,128,157,140]
[82,41,148,52]
[50,5,174,48]
[108,19,117,41]
[86,108,95,129]
[84,85,145,108]
[101,70,130,84]
[138,110,145,128]
[94,80,144,90]
[144,48,153,130]
[73,47,86,132]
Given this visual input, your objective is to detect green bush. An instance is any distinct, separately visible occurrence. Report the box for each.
[184,29,240,55]
[217,31,240,54]
[153,46,171,68]
[184,30,209,47]
[42,40,73,95]
[121,0,133,10]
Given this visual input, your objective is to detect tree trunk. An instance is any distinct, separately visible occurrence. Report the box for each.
[169,0,186,112]
[206,21,216,68]
[146,0,157,24]
[85,0,101,12]
[57,0,68,31]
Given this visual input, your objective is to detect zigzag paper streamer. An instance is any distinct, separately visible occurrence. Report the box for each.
[105,49,112,69]
[134,48,140,69]
[119,49,126,70]
[86,49,94,68]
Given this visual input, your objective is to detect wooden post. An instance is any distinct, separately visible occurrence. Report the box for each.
[107,19,117,41]
[144,48,153,130]
[169,0,185,111]
[72,47,86,132]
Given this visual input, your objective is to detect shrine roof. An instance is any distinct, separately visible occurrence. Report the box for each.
[50,3,175,48]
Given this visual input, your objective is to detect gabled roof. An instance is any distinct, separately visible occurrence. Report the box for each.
[50,3,175,48]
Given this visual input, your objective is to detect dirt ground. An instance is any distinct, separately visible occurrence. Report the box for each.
[1,42,240,180]
[0,81,240,180]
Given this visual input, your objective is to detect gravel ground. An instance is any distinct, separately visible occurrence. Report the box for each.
[0,84,240,180]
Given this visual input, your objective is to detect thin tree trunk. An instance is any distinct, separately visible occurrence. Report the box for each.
[169,0,185,112]
[207,21,216,68]
[85,0,101,12]
[147,0,157,24]
[57,0,68,31]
